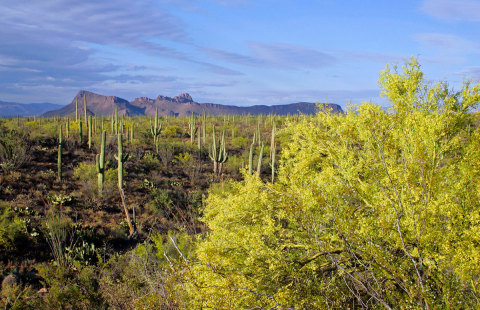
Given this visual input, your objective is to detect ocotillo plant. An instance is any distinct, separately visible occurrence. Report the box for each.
[115,133,134,236]
[150,109,162,153]
[57,125,63,181]
[95,130,106,194]
[88,115,92,149]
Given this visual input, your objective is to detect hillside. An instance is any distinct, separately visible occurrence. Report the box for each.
[0,101,63,117]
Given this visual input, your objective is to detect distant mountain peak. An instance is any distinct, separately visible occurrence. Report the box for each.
[173,93,193,103]
[42,90,343,117]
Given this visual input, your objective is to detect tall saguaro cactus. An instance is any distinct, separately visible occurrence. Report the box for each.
[79,119,83,144]
[84,94,88,126]
[75,98,79,122]
[66,118,70,139]
[150,109,162,153]
[208,127,228,176]
[57,125,63,181]
[95,130,106,194]
[257,142,264,176]
[248,140,254,175]
[114,134,129,190]
[270,123,276,183]
[88,115,92,149]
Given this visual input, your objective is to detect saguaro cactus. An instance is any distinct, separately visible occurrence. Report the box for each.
[257,142,264,176]
[248,140,254,175]
[75,98,79,122]
[150,109,162,153]
[270,123,276,183]
[66,118,70,139]
[57,125,63,181]
[95,130,106,194]
[208,127,228,176]
[114,134,129,190]
[84,94,88,126]
[79,119,83,144]
[88,115,92,149]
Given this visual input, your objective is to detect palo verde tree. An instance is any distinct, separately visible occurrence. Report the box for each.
[184,58,480,309]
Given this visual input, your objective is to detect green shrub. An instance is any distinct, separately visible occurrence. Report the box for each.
[163,125,182,138]
[0,202,25,252]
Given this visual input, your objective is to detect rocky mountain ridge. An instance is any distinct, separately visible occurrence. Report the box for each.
[42,90,343,117]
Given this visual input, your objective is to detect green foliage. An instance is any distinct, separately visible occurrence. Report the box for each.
[36,264,106,309]
[186,58,480,309]
[0,202,25,252]
[142,152,160,170]
[164,125,182,138]
[231,136,249,149]
[0,128,31,174]
[99,232,192,309]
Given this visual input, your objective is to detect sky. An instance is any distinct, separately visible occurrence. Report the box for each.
[1,0,480,107]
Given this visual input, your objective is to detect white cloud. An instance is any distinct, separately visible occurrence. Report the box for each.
[413,33,479,53]
[420,0,480,22]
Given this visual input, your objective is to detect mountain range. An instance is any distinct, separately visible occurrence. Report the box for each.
[2,91,343,117]
[0,101,63,117]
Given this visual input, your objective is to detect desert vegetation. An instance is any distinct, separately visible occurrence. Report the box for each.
[1,58,480,309]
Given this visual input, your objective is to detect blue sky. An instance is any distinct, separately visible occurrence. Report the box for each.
[1,0,480,107]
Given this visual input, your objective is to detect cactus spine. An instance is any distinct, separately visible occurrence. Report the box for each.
[150,109,162,153]
[95,130,106,194]
[57,125,63,181]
